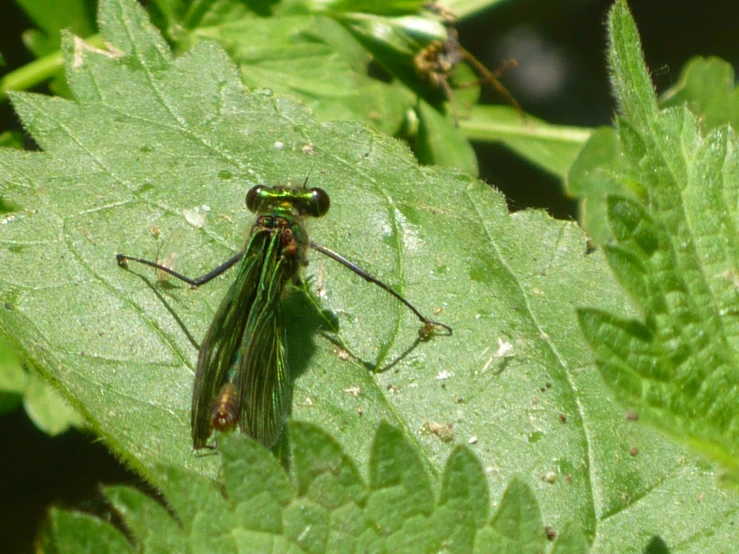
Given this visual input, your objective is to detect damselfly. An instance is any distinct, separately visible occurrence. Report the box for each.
[116,182,451,449]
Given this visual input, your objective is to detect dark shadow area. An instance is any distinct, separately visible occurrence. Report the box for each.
[138,273,202,350]
[643,535,670,554]
[375,335,429,374]
[114,255,202,347]
[0,409,146,554]
[474,141,579,220]
[275,285,335,470]
[316,323,445,376]
[0,196,22,215]
[283,285,334,382]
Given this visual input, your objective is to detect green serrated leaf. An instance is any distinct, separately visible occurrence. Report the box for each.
[439,445,489,524]
[155,462,229,542]
[475,477,544,553]
[106,485,187,552]
[430,445,490,551]
[46,425,549,553]
[221,430,295,509]
[2,0,737,550]
[607,0,657,125]
[367,422,434,533]
[577,0,739,484]
[44,507,133,553]
[290,421,366,508]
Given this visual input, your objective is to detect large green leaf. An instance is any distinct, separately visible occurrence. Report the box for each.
[42,426,584,553]
[0,0,735,550]
[578,0,739,485]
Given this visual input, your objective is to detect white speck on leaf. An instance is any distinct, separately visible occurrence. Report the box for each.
[343,386,361,397]
[183,208,206,228]
[495,337,514,358]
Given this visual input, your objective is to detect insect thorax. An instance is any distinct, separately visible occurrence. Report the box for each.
[255,214,309,273]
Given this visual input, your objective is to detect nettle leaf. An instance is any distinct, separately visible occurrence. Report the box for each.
[41,508,133,553]
[0,0,736,550]
[13,0,96,98]
[578,0,739,486]
[570,55,739,246]
[44,424,565,553]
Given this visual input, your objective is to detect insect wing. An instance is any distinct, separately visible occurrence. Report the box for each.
[191,231,270,449]
[237,239,290,447]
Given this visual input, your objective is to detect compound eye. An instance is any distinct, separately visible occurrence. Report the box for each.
[246,185,265,213]
[310,187,330,217]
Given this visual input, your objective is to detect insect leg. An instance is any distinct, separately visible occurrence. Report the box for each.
[115,251,244,287]
[310,241,452,335]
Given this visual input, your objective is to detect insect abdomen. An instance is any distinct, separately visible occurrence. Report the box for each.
[210,382,239,433]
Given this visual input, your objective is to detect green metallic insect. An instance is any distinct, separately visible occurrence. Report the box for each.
[116,182,451,449]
